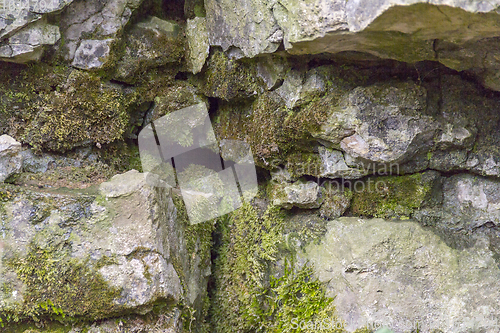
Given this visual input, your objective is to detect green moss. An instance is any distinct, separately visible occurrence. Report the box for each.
[24,69,135,152]
[211,202,346,333]
[196,49,265,100]
[285,152,323,179]
[350,172,437,219]
[214,92,321,168]
[251,260,344,333]
[4,244,122,325]
[11,162,117,189]
[96,141,143,173]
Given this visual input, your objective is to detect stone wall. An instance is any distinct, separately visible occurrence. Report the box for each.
[1,1,500,332]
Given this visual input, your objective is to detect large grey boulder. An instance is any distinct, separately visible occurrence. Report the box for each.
[0,135,22,182]
[0,170,211,327]
[301,217,500,333]
[313,81,437,166]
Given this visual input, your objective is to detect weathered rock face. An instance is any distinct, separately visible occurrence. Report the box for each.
[301,217,500,333]
[0,0,73,40]
[0,135,22,182]
[186,17,210,74]
[114,16,185,83]
[0,170,212,330]
[60,0,144,68]
[204,0,500,90]
[415,173,500,231]
[215,64,500,177]
[0,19,61,63]
[3,0,500,331]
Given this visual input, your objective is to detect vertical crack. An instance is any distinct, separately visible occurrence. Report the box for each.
[433,39,443,114]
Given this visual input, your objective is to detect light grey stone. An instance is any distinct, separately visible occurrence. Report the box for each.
[60,0,143,66]
[72,39,113,69]
[271,180,321,209]
[0,135,22,182]
[0,0,73,39]
[313,81,438,165]
[302,217,500,333]
[416,174,500,231]
[186,17,210,74]
[204,0,282,58]
[0,19,60,62]
[318,147,368,179]
[0,170,211,321]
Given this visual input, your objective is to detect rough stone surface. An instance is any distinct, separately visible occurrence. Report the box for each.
[72,39,114,70]
[315,81,437,165]
[202,0,500,91]
[60,0,143,66]
[0,19,60,63]
[302,217,500,333]
[415,174,500,231]
[318,147,368,179]
[68,310,183,332]
[114,16,185,82]
[0,0,73,39]
[271,180,321,209]
[204,0,282,58]
[0,135,22,182]
[186,17,210,74]
[0,170,210,324]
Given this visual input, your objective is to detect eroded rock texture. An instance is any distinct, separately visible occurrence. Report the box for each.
[1,0,500,332]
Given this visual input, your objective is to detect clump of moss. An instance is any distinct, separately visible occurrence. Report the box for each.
[96,141,143,173]
[214,93,321,168]
[4,243,122,325]
[285,152,323,179]
[196,49,265,100]
[211,203,284,333]
[251,260,344,333]
[211,202,346,333]
[24,69,136,152]
[12,162,116,189]
[350,171,440,219]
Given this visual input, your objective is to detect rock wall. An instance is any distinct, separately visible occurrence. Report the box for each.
[1,0,500,332]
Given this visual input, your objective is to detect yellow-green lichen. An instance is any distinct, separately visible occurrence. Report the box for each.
[350,172,438,219]
[196,49,265,100]
[24,69,134,152]
[211,202,346,333]
[4,244,122,325]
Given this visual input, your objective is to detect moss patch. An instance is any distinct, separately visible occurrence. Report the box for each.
[195,49,265,100]
[210,202,348,333]
[350,171,440,219]
[24,69,135,152]
[4,244,122,325]
[171,192,214,333]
